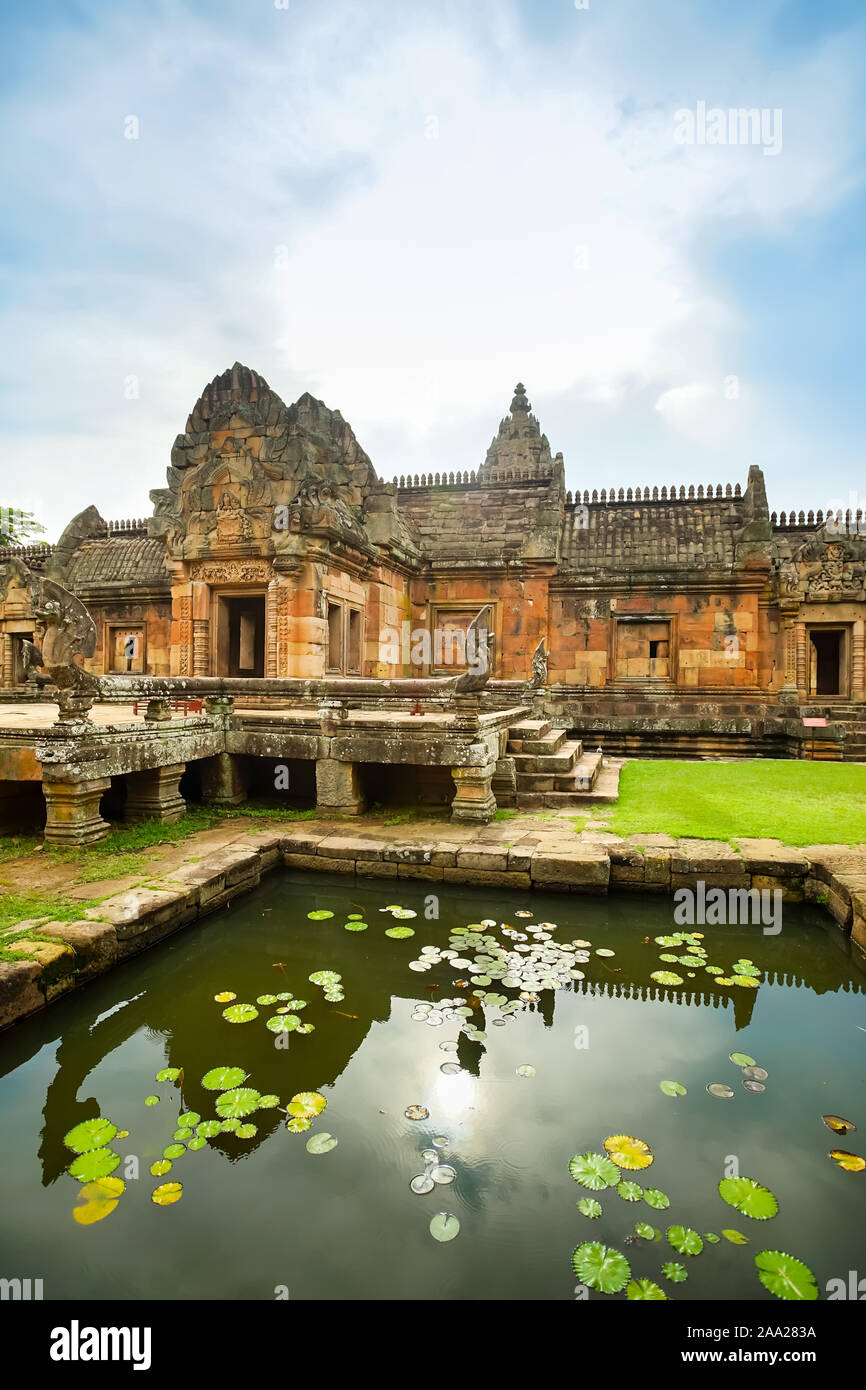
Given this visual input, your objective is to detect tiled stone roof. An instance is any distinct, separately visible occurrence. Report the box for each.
[63,535,170,587]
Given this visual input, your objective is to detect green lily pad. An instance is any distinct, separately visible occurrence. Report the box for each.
[307,910,334,920]
[626,1278,666,1300]
[144,1095,160,1107]
[187,1136,207,1151]
[177,1112,200,1128]
[385,926,415,939]
[309,970,341,986]
[344,922,368,931]
[266,1015,299,1033]
[668,1225,704,1256]
[572,1242,631,1294]
[429,1211,460,1242]
[196,1120,222,1138]
[650,970,684,986]
[643,1188,670,1210]
[659,1080,687,1098]
[306,1132,338,1155]
[150,1159,172,1176]
[569,1152,621,1191]
[634,1222,658,1240]
[617,1181,643,1202]
[173,1128,193,1142]
[704,1232,720,1243]
[516,1065,536,1078]
[718,1176,778,1221]
[722,1228,750,1245]
[287,1091,327,1118]
[654,936,680,947]
[151,1182,183,1206]
[256,995,278,1006]
[215,1087,261,1119]
[730,1052,757,1067]
[222,1003,258,1024]
[201,1066,246,1092]
[578,1198,603,1219]
[155,1067,181,1083]
[754,1250,818,1301]
[257,1094,281,1109]
[68,1148,121,1181]
[235,1124,257,1140]
[286,1116,312,1133]
[63,1118,118,1154]
[662,1261,688,1283]
[162,1143,186,1160]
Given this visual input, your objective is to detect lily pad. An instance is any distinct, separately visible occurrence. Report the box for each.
[626,1278,666,1300]
[516,1065,536,1078]
[650,971,683,986]
[151,1182,183,1206]
[662,1261,688,1283]
[197,1120,222,1138]
[410,1174,434,1194]
[188,1136,207,1151]
[307,910,334,920]
[287,1091,327,1119]
[385,926,415,939]
[603,1134,654,1171]
[63,1118,118,1154]
[742,1066,769,1081]
[144,1096,160,1107]
[643,1189,670,1210]
[634,1222,658,1240]
[617,1181,643,1202]
[286,1116,312,1133]
[754,1250,818,1301]
[344,922,368,932]
[578,1198,603,1219]
[177,1112,200,1128]
[162,1143,186,1160]
[309,970,341,986]
[571,1242,631,1294]
[306,1132,338,1155]
[707,1083,735,1099]
[569,1152,621,1190]
[235,1124,257,1140]
[155,1067,182,1083]
[266,1014,299,1033]
[256,995,278,1006]
[822,1114,857,1135]
[215,1087,261,1119]
[405,1105,429,1121]
[150,1159,172,1176]
[829,1149,866,1172]
[68,1148,121,1181]
[258,1094,281,1109]
[214,991,236,1003]
[730,1052,757,1067]
[659,1080,687,1098]
[718,1176,779,1220]
[429,1211,460,1242]
[222,1003,258,1024]
[201,1066,246,1092]
[667,1225,704,1256]
[430,1165,456,1185]
[722,1228,749,1244]
[73,1176,125,1226]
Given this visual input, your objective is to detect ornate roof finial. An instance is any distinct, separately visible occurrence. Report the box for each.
[510,382,530,414]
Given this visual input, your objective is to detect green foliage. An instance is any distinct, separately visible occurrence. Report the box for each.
[572,1242,631,1294]
[754,1250,818,1301]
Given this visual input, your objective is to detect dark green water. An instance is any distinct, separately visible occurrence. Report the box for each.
[1,872,864,1301]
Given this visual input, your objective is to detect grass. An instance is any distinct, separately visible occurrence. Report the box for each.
[0,889,99,938]
[608,760,866,846]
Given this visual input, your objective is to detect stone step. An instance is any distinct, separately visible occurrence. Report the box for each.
[554,750,603,793]
[510,727,567,756]
[507,720,551,744]
[511,739,583,774]
[515,759,621,808]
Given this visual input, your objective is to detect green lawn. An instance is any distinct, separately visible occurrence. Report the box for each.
[606,760,866,846]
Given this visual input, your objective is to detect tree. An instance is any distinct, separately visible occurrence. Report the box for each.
[0,508,47,547]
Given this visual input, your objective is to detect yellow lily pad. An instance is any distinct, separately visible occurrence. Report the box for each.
[604,1134,654,1171]
[73,1176,125,1226]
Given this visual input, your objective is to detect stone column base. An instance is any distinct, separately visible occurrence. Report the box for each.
[125,763,187,822]
[200,753,249,806]
[43,777,111,846]
[451,764,497,823]
[315,758,365,818]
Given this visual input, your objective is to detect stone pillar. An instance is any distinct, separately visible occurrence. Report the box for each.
[193,620,209,676]
[315,758,364,818]
[795,622,807,699]
[125,763,187,822]
[777,611,799,702]
[852,620,865,700]
[200,752,249,806]
[43,777,111,846]
[450,763,497,823]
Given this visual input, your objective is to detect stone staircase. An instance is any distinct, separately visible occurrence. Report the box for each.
[801,703,866,761]
[497,719,619,808]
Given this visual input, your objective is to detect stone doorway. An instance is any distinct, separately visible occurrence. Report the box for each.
[809,627,846,697]
[214,594,266,677]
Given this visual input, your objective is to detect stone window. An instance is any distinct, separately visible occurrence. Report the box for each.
[327,600,364,675]
[614,619,672,680]
[107,625,145,673]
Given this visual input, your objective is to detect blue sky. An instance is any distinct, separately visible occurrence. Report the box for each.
[1,0,864,538]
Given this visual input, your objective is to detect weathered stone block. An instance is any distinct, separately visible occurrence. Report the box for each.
[284,852,355,874]
[530,847,610,888]
[317,835,382,861]
[398,864,444,881]
[31,920,118,980]
[456,846,509,872]
[443,867,530,888]
[0,960,44,1029]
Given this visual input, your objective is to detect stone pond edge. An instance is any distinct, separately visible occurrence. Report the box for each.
[2,826,865,1031]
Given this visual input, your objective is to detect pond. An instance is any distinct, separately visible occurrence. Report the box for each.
[0,872,864,1302]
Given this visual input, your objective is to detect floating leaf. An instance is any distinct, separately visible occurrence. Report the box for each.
[569,1153,621,1191]
[732,976,760,989]
[643,1188,670,1210]
[754,1250,818,1301]
[743,1080,766,1093]
[286,1116,312,1133]
[173,1128,193,1142]
[73,1176,125,1226]
[391,908,417,919]
[266,1014,299,1033]
[429,1212,460,1242]
[215,1087,261,1119]
[144,1096,160,1107]
[742,1065,769,1081]
[344,922,368,932]
[662,1261,688,1283]
[516,1065,536,1078]
[385,926,415,939]
[287,1091,327,1119]
[188,1136,207,1151]
[307,910,334,920]
[617,1181,643,1202]
[650,971,683,986]
[654,936,680,947]
[214,991,236,1003]
[222,1003,258,1024]
[668,1225,704,1256]
[68,1148,121,1181]
[197,1121,222,1138]
[718,1176,778,1220]
[822,1114,857,1135]
[578,1198,603,1219]
[604,1135,654,1171]
[572,1242,631,1294]
[309,970,341,986]
[626,1278,666,1300]
[659,1080,687,1098]
[430,1165,456,1185]
[63,1118,118,1154]
[722,1229,750,1244]
[258,1094,280,1109]
[829,1150,865,1172]
[151,1182,183,1206]
[155,1067,181,1083]
[256,995,277,1006]
[730,1052,756,1067]
[235,1124,257,1140]
[634,1222,658,1240]
[405,1104,429,1121]
[306,1132,338,1155]
[162,1143,186,1160]
[707,1083,735,1099]
[410,1174,434,1194]
[150,1160,172,1176]
[220,1118,239,1132]
[201,1066,246,1092]
[177,1111,200,1128]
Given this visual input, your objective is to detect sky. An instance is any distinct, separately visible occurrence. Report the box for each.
[1,0,864,540]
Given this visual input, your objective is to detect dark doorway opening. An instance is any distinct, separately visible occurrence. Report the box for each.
[217,596,265,677]
[811,630,843,696]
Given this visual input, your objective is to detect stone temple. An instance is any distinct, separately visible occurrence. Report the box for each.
[0,364,864,842]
